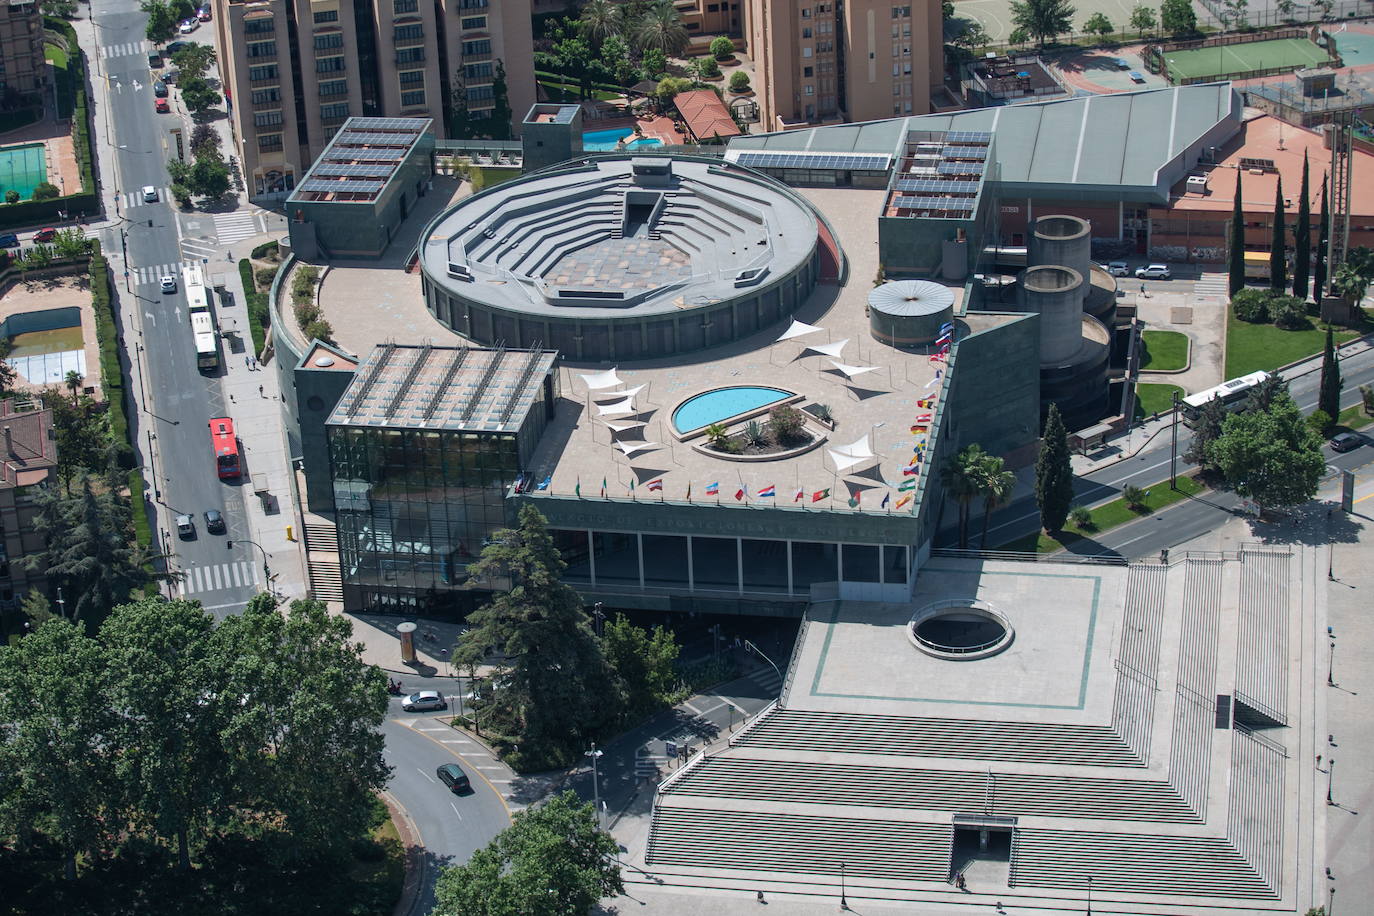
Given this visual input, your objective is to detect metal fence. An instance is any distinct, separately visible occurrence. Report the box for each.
[1244,72,1374,127]
[1196,0,1372,29]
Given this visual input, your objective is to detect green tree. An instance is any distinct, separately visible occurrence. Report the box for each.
[489,60,514,139]
[952,19,992,53]
[0,338,15,398]
[1035,403,1074,533]
[551,35,595,99]
[636,0,690,57]
[1244,372,1288,413]
[1314,179,1329,299]
[1183,395,1226,473]
[1231,287,1271,322]
[142,0,179,43]
[1319,326,1342,420]
[1209,392,1325,515]
[1009,0,1076,47]
[941,443,986,548]
[0,618,111,880]
[599,35,639,87]
[1083,11,1114,36]
[170,42,215,79]
[39,392,107,493]
[1229,167,1246,297]
[729,69,751,92]
[1221,0,1248,28]
[170,182,192,207]
[1268,293,1306,329]
[1270,176,1286,293]
[1159,0,1197,35]
[179,76,222,117]
[1275,0,1296,18]
[602,613,679,714]
[31,181,59,201]
[1129,3,1157,35]
[1331,261,1369,307]
[100,597,223,871]
[453,505,623,768]
[19,588,55,626]
[641,47,668,78]
[190,152,231,199]
[710,35,734,59]
[42,0,78,16]
[698,57,721,78]
[579,0,624,47]
[1008,26,1031,44]
[54,227,88,259]
[974,452,1016,548]
[1293,152,1311,300]
[432,791,623,916]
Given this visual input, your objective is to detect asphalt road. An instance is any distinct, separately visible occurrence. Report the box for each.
[88,0,257,615]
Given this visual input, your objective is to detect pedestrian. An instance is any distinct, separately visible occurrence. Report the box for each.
[258,384,264,397]
[229,393,235,403]
[245,356,251,368]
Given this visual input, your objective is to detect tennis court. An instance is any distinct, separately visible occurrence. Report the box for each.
[1163,37,1332,82]
[0,143,46,201]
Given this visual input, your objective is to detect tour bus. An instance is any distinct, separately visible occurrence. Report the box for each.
[1180,371,1270,427]
[208,416,241,479]
[184,264,218,372]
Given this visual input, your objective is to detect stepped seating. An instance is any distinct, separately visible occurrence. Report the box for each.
[1228,728,1286,894]
[1234,548,1290,725]
[732,708,1143,767]
[1166,558,1224,813]
[646,805,952,882]
[1010,828,1277,898]
[1110,564,1167,758]
[663,756,1199,822]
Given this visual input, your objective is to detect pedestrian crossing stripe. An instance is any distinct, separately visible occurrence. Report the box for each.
[213,211,264,244]
[131,261,200,284]
[181,560,257,595]
[122,186,170,209]
[101,40,150,60]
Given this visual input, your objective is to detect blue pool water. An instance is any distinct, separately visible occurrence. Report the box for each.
[582,128,666,151]
[673,387,792,434]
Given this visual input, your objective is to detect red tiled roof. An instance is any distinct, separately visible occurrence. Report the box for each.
[674,89,741,142]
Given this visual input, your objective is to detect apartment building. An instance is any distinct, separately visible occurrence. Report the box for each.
[744,0,942,130]
[0,398,56,612]
[213,0,533,199]
[0,0,45,99]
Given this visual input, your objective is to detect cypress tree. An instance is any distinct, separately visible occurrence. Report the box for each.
[1035,403,1074,534]
[1229,167,1246,296]
[1270,176,1286,293]
[1319,326,1343,420]
[1293,152,1311,300]
[1313,178,1330,301]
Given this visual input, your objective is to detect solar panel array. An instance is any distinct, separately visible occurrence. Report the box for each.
[313,162,396,178]
[944,130,993,143]
[346,116,428,133]
[892,197,976,213]
[938,159,985,177]
[336,131,416,147]
[295,116,431,201]
[894,178,979,194]
[732,151,892,171]
[300,178,386,194]
[1239,157,1277,171]
[343,147,407,162]
[943,145,988,160]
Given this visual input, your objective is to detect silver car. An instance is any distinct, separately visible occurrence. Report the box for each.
[401,690,447,712]
[1104,261,1129,277]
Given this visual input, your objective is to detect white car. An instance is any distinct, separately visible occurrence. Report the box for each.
[142,185,158,203]
[179,19,197,33]
[401,690,447,712]
[1135,264,1171,280]
[1103,261,1129,277]
[160,274,177,293]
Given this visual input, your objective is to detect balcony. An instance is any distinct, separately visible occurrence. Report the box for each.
[249,75,282,89]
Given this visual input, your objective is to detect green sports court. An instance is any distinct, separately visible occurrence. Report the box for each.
[0,143,46,201]
[1162,37,1333,83]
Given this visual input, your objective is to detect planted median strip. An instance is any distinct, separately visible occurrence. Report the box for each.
[1000,475,1205,554]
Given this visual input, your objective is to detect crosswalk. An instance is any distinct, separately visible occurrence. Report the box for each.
[180,560,257,596]
[130,260,197,285]
[213,211,266,245]
[181,236,218,261]
[120,186,170,209]
[101,40,150,61]
[1193,272,1230,298]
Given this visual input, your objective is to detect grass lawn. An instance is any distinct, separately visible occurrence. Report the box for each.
[1139,330,1189,370]
[537,78,621,103]
[45,42,68,69]
[1333,403,1373,433]
[999,475,1205,553]
[1135,382,1184,418]
[1225,309,1369,378]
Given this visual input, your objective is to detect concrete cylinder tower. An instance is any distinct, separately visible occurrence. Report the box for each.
[1021,265,1084,365]
[1029,215,1092,291]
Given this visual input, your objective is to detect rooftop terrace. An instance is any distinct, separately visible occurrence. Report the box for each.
[289,116,432,204]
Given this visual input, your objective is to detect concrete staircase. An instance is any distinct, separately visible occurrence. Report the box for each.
[1234,546,1291,725]
[303,523,342,602]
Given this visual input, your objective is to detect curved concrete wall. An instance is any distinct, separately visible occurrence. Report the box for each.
[1029,215,1092,291]
[1021,265,1084,365]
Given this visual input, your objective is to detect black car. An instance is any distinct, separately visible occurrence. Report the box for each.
[436,763,470,794]
[203,509,226,533]
[1328,432,1363,453]
[154,81,168,98]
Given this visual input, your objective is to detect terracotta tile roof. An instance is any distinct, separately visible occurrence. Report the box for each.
[0,398,56,489]
[674,89,741,142]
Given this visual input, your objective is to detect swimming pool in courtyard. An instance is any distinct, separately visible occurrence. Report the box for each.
[582,128,666,151]
[672,386,792,435]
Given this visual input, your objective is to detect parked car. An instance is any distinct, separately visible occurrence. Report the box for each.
[1329,432,1363,453]
[401,690,447,712]
[166,40,190,54]
[203,509,226,533]
[32,228,56,242]
[153,81,168,98]
[197,7,211,19]
[436,763,470,794]
[178,19,197,33]
[155,98,170,113]
[148,51,162,68]
[1104,261,1129,277]
[0,233,19,248]
[160,274,177,293]
[1135,264,1171,280]
[176,514,195,538]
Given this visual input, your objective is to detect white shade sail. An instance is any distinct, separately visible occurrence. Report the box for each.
[602,419,647,432]
[592,384,645,401]
[580,367,623,390]
[596,396,636,416]
[827,434,876,474]
[804,338,849,358]
[777,319,823,342]
[616,441,660,457]
[828,360,880,379]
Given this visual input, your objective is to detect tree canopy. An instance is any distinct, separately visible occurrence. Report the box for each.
[1009,0,1076,46]
[1035,404,1074,533]
[1160,0,1197,35]
[1208,391,1325,514]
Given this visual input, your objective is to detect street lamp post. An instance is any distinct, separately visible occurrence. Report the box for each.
[1087,875,1093,915]
[227,537,271,582]
[1328,639,1336,687]
[585,743,605,829]
[840,860,848,910]
[1328,758,1336,805]
[1169,390,1180,490]
[742,638,782,682]
[591,601,604,638]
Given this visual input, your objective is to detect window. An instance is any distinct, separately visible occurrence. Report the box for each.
[320,101,349,121]
[802,46,812,57]
[801,6,810,16]
[393,23,423,41]
[460,0,488,7]
[393,0,417,11]
[805,84,814,95]
[313,8,338,22]
[462,38,491,55]
[459,15,485,28]
[247,40,276,57]
[469,108,490,119]
[318,78,348,96]
[259,133,284,151]
[463,61,492,81]
[802,65,813,77]
[802,26,811,37]
[313,33,343,50]
[400,89,425,106]
[251,87,281,103]
[244,17,275,33]
[254,110,283,126]
[891,4,910,16]
[398,68,424,86]
[707,2,718,9]
[316,55,345,72]
[395,46,424,63]
[467,84,494,102]
[249,64,279,81]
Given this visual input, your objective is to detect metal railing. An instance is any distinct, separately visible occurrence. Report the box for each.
[931,547,1129,566]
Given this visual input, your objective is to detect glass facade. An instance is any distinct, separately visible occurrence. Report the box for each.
[329,426,518,606]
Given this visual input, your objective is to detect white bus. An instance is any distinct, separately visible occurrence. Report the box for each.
[183,264,218,372]
[1180,371,1270,426]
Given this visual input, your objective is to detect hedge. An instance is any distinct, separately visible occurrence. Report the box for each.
[250,240,279,260]
[239,258,268,354]
[88,247,131,452]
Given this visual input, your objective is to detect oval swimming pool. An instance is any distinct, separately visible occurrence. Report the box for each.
[672,386,792,434]
[582,128,666,151]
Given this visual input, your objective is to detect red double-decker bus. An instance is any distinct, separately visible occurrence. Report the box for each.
[209,416,241,479]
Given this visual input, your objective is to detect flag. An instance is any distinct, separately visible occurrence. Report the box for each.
[647,478,663,491]
[686,482,692,501]
[903,463,919,476]
[812,488,830,503]
[925,371,943,388]
[916,398,935,408]
[600,476,607,497]
[537,475,551,491]
[848,491,861,508]
[575,478,582,497]
[881,492,891,508]
[899,478,917,491]
[735,487,746,501]
[896,494,913,510]
[938,321,954,333]
[629,478,636,495]
[794,487,805,502]
[706,482,719,496]
[758,484,776,498]
[913,413,932,423]
[911,424,929,434]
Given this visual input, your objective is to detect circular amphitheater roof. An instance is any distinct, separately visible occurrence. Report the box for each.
[868,280,955,317]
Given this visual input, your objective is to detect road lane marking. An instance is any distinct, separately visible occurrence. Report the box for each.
[450,801,463,820]
[417,767,435,783]
[392,719,513,823]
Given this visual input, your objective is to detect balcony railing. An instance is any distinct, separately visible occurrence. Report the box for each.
[249,75,282,89]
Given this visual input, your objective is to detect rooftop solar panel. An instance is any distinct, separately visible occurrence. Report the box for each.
[347,116,428,133]
[344,147,408,162]
[892,196,976,212]
[731,150,892,170]
[938,160,986,176]
[894,178,980,194]
[336,131,415,147]
[299,178,386,194]
[943,146,988,160]
[313,162,395,178]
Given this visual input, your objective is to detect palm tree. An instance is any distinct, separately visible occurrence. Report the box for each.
[635,0,689,58]
[580,0,623,47]
[974,454,1016,549]
[703,422,730,450]
[940,444,986,549]
[64,369,83,405]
